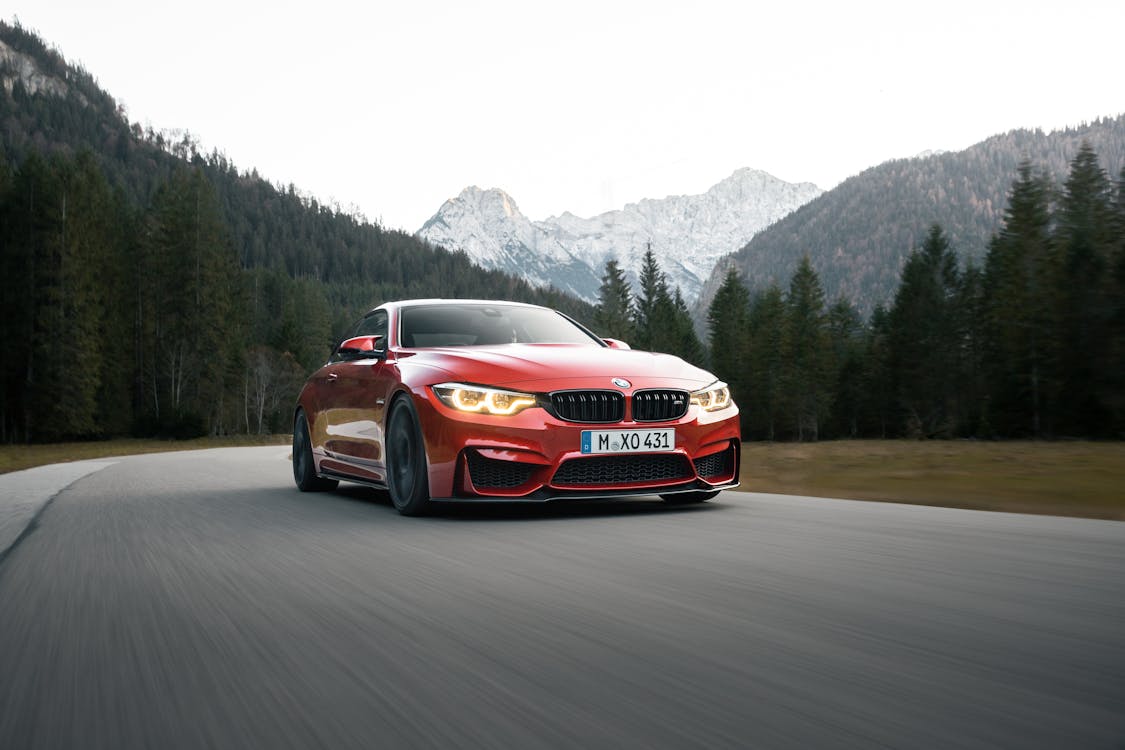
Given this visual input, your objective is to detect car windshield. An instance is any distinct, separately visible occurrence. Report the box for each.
[399,304,602,348]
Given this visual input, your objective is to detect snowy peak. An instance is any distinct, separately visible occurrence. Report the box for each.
[418,169,822,303]
[419,185,600,300]
[706,167,821,203]
[421,187,521,235]
[447,186,522,219]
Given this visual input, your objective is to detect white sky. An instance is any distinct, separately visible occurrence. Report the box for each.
[8,1,1124,231]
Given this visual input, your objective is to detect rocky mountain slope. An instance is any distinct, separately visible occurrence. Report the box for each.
[418,168,822,303]
[699,116,1125,317]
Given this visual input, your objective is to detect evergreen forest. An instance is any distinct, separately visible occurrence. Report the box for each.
[692,145,1125,440]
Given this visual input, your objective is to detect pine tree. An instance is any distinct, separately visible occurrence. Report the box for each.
[1109,167,1125,434]
[138,167,240,436]
[669,287,707,367]
[982,162,1058,437]
[825,298,865,438]
[633,244,666,350]
[0,153,24,441]
[861,305,895,438]
[42,152,119,439]
[593,259,635,342]
[1054,143,1115,435]
[956,262,988,437]
[0,153,117,440]
[628,245,701,359]
[707,267,750,419]
[746,285,786,440]
[782,257,832,440]
[0,154,41,441]
[887,224,962,437]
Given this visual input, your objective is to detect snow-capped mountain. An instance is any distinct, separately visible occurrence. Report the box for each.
[416,187,602,300]
[417,168,822,303]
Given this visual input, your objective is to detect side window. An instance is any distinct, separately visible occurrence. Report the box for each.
[354,311,388,349]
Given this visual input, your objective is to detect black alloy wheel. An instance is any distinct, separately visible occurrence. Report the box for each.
[293,410,338,492]
[386,396,431,516]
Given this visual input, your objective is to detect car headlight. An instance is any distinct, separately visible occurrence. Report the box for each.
[691,382,732,412]
[432,383,538,416]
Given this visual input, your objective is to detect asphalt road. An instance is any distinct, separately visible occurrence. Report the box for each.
[1,447,1123,749]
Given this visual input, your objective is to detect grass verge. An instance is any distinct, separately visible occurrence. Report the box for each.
[0,434,291,475]
[2,437,1121,521]
[737,440,1125,521]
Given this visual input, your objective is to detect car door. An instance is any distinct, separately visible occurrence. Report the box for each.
[321,311,396,481]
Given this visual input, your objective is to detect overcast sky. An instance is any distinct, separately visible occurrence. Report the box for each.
[7,1,1123,231]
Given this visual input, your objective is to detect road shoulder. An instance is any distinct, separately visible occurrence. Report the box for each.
[0,461,116,562]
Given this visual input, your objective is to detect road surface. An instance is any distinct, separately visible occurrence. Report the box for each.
[1,446,1123,749]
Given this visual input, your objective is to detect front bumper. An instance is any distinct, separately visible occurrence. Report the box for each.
[414,389,741,501]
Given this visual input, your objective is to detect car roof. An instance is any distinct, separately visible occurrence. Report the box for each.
[367,299,550,316]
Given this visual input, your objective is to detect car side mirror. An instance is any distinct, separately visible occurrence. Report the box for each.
[338,335,384,360]
[602,338,631,350]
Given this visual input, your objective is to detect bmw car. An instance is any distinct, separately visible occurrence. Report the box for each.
[292,299,740,515]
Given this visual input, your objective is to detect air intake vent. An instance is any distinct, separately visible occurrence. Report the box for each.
[693,449,732,479]
[551,391,624,423]
[632,389,689,422]
[466,452,537,489]
[552,454,692,486]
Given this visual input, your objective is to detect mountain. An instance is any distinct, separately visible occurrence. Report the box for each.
[699,116,1125,317]
[418,169,823,303]
[417,186,603,301]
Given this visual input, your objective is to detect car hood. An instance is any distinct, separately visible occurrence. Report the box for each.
[399,344,718,392]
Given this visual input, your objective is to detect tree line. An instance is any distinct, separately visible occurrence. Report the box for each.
[0,148,594,442]
[673,144,1123,440]
[592,243,706,366]
[3,143,1121,443]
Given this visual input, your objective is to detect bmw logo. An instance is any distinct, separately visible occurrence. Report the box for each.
[612,377,631,389]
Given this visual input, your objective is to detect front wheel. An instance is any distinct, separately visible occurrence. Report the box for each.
[661,489,719,505]
[386,396,431,516]
[293,410,338,492]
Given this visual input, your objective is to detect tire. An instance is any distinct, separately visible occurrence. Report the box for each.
[293,410,338,492]
[385,395,431,516]
[660,489,720,504]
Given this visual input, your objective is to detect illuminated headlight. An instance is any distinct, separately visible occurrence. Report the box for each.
[691,382,732,412]
[432,383,538,416]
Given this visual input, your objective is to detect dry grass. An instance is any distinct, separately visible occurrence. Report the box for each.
[738,440,1125,520]
[3,436,1122,521]
[0,434,291,475]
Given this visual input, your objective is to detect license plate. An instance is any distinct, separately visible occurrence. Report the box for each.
[581,428,675,454]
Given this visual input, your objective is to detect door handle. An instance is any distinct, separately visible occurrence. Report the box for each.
[326,372,339,383]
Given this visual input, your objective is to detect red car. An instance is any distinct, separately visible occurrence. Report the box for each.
[292,299,740,515]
